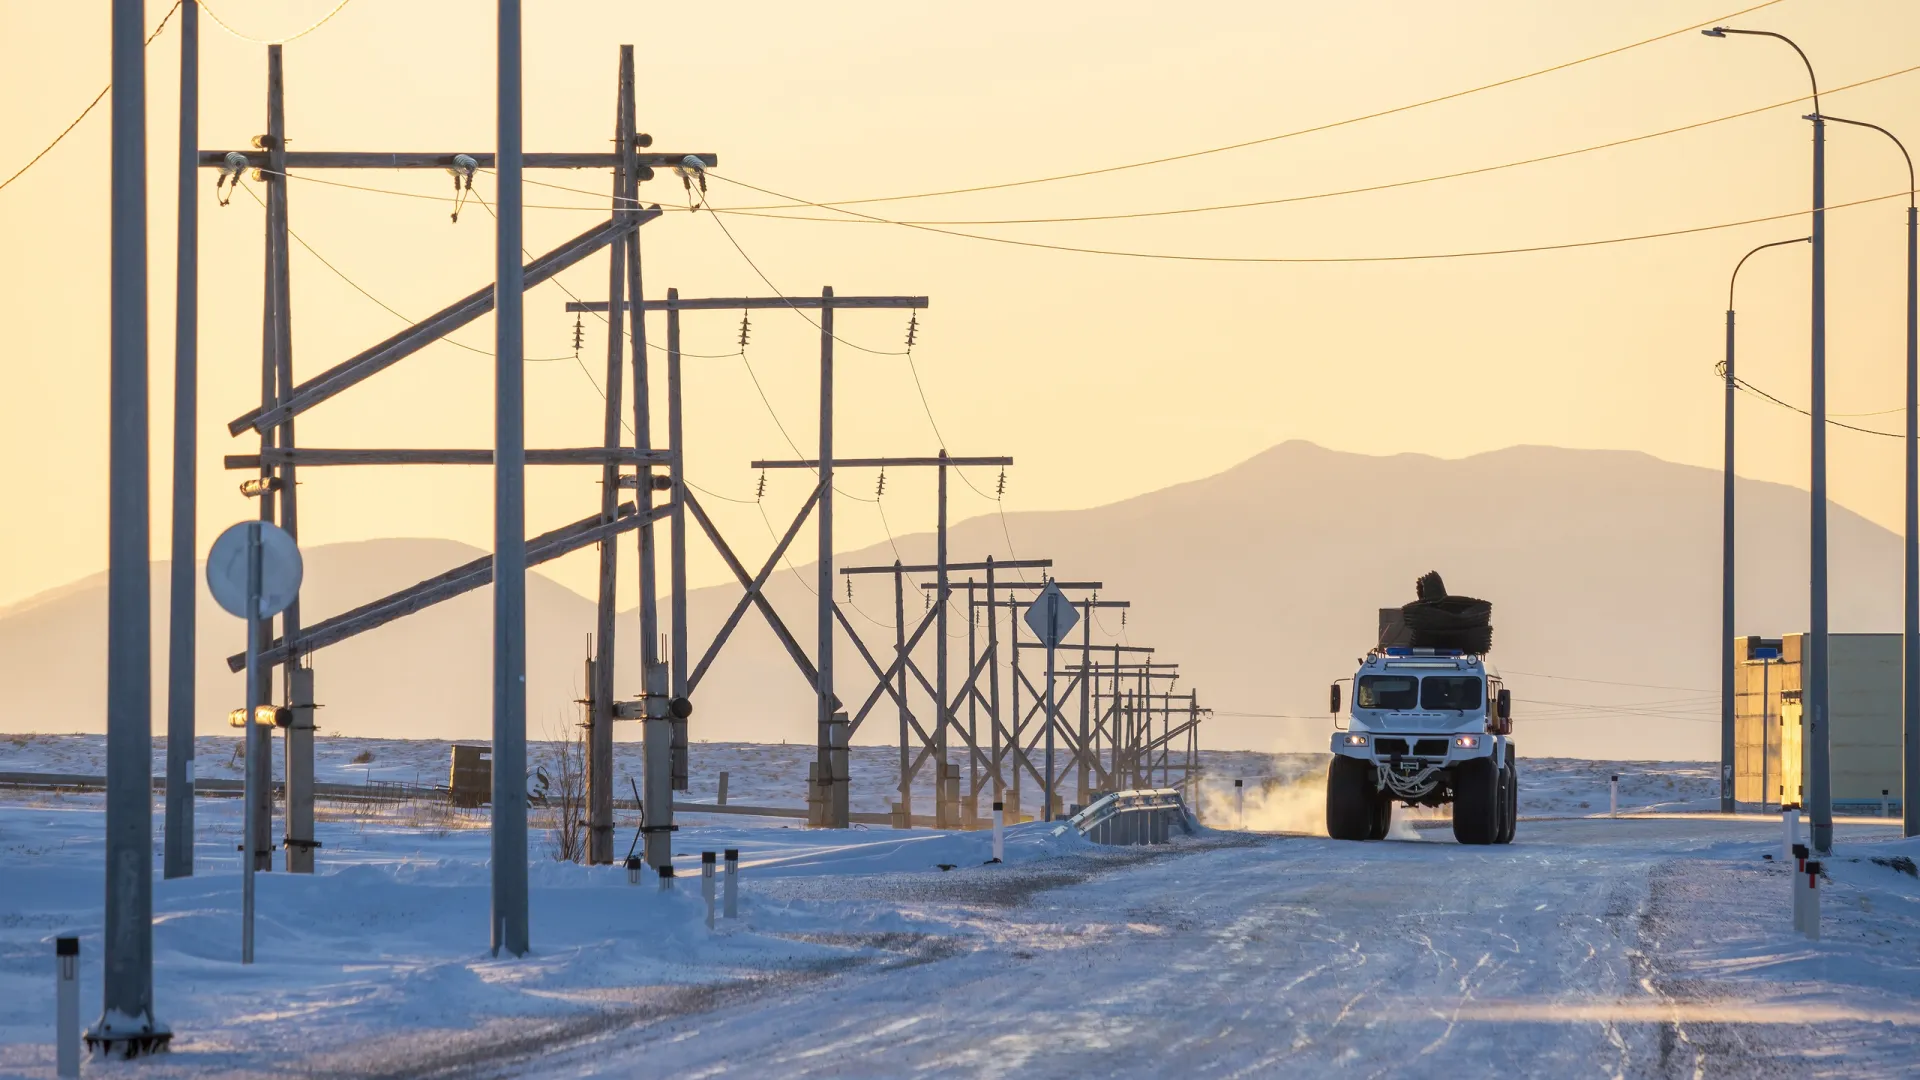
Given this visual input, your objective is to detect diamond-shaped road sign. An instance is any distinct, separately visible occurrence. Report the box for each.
[1023,581,1079,648]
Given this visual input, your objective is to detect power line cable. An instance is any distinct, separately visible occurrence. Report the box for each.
[1731,374,1902,437]
[0,0,183,194]
[1500,669,1715,693]
[236,179,575,361]
[710,0,1787,210]
[696,191,912,356]
[198,0,359,45]
[712,172,1914,265]
[717,64,1920,226]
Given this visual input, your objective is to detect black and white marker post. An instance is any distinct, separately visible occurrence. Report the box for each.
[702,851,717,929]
[56,937,78,1078]
[205,520,304,965]
[991,801,1005,863]
[723,849,739,919]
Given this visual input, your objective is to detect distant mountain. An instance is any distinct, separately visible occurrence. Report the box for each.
[0,444,1898,758]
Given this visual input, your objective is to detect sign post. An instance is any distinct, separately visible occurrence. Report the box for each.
[206,520,303,964]
[1024,581,1079,822]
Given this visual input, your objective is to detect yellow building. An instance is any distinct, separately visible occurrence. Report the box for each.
[1734,634,1903,815]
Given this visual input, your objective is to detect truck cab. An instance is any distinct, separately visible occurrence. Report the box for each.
[1326,647,1517,844]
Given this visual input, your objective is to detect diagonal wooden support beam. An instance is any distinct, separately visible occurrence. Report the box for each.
[845,602,941,735]
[229,212,656,437]
[682,489,822,696]
[687,481,823,692]
[228,501,663,671]
[832,602,937,750]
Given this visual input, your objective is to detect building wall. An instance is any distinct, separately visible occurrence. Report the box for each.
[1733,632,1900,810]
[1829,634,1901,807]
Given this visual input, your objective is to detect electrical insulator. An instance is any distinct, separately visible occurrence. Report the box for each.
[875,469,886,499]
[738,312,751,349]
[571,314,585,355]
[995,468,1007,499]
[905,313,919,349]
[755,470,767,502]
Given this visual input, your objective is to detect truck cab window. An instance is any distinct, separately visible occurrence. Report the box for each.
[1356,675,1418,710]
[1420,676,1483,711]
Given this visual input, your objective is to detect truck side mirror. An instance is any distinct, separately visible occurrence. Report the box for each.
[1497,688,1511,720]
[1330,683,1342,715]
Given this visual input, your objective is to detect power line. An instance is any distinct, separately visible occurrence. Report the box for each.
[712,172,1915,265]
[1500,669,1715,693]
[714,64,1920,226]
[198,0,359,45]
[711,0,1786,210]
[0,0,182,195]
[237,179,575,361]
[1732,374,1903,438]
[697,192,913,356]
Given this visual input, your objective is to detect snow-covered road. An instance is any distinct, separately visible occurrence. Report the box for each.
[508,817,1919,1080]
[4,780,1917,1078]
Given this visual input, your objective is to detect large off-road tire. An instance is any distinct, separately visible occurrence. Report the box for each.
[1494,760,1515,845]
[1451,756,1500,845]
[1498,751,1519,845]
[1327,756,1378,841]
[1368,794,1393,840]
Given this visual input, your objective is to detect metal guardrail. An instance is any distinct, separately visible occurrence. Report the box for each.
[1055,787,1197,846]
[0,771,449,804]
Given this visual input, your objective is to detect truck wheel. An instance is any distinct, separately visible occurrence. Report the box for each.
[1326,756,1377,841]
[1497,749,1512,841]
[1368,794,1393,840]
[1451,757,1499,845]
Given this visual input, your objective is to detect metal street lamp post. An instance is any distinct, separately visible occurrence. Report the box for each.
[1819,113,1917,837]
[1721,236,1811,814]
[1703,25,1834,854]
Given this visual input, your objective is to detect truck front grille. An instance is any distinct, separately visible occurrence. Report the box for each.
[1373,737,1449,758]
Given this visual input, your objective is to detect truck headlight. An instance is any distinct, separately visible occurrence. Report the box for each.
[1453,734,1480,749]
[1343,734,1368,747]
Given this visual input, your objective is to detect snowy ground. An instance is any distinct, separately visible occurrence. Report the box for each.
[1,734,1719,821]
[3,743,1916,1077]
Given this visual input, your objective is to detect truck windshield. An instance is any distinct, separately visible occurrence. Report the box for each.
[1420,676,1483,711]
[1356,675,1418,710]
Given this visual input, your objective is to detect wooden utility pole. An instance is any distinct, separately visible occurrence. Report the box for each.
[195,43,714,908]
[566,293,929,844]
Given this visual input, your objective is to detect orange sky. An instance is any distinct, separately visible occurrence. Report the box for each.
[3,0,1919,610]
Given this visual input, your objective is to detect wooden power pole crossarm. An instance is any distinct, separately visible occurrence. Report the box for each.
[197,151,717,171]
[223,447,670,468]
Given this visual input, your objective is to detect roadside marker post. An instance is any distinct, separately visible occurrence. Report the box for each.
[657,863,675,893]
[1784,806,1801,861]
[1804,860,1823,941]
[991,801,1005,863]
[205,520,303,965]
[1883,789,1892,818]
[1792,843,1810,933]
[1610,775,1619,818]
[723,849,738,918]
[1235,779,1245,828]
[701,851,717,929]
[625,855,641,886]
[56,937,78,1078]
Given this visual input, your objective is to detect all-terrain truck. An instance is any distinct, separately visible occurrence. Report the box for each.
[1324,573,1516,845]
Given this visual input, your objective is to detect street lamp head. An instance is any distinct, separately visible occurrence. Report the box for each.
[1702,27,1727,37]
